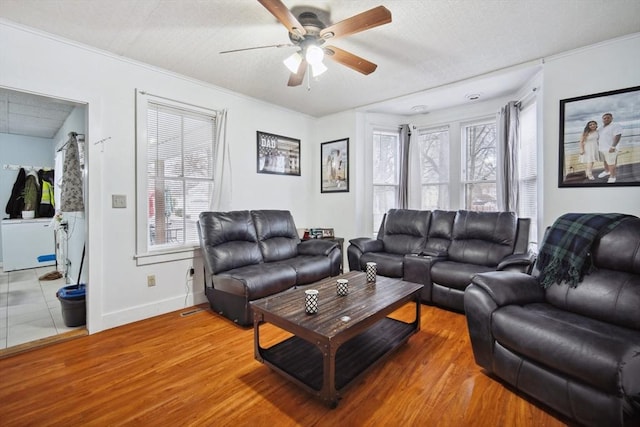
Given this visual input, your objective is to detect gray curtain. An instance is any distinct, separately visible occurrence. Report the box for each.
[397,124,411,209]
[60,132,85,212]
[496,102,519,212]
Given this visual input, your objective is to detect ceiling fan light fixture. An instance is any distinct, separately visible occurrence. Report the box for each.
[283,52,303,73]
[305,45,325,66]
[311,61,328,77]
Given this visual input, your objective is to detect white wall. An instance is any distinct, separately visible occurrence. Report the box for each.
[541,34,640,228]
[1,21,315,333]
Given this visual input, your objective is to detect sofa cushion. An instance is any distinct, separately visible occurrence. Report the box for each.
[199,211,262,273]
[545,269,640,331]
[278,256,332,285]
[216,263,297,300]
[592,216,640,275]
[423,210,456,256]
[448,210,516,267]
[430,260,494,290]
[360,252,405,277]
[492,303,640,396]
[380,209,431,255]
[251,210,299,261]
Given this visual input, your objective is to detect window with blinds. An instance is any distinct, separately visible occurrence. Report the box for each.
[415,126,450,209]
[517,100,538,248]
[462,119,497,211]
[138,96,217,253]
[372,129,400,235]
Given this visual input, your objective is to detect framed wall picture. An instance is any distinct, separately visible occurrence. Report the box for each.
[558,85,640,187]
[256,131,300,176]
[321,138,349,193]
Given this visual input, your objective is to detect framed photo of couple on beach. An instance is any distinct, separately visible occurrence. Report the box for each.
[558,85,640,188]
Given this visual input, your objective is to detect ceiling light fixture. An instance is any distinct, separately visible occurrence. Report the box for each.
[305,45,324,65]
[283,52,303,73]
[283,44,328,78]
[411,105,428,114]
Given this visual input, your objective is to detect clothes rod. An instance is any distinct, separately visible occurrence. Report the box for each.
[3,164,52,171]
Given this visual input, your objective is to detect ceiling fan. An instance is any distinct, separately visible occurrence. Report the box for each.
[220,0,392,87]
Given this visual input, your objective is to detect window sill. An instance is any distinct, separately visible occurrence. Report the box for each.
[135,246,201,266]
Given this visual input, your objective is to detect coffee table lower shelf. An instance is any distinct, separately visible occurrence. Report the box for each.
[258,317,415,403]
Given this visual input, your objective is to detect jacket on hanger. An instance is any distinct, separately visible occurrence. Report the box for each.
[5,168,26,219]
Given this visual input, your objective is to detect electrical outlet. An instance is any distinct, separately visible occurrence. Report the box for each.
[112,194,127,208]
[147,275,156,287]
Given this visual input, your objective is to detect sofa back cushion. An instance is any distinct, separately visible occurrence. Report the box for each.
[251,210,299,262]
[381,209,431,255]
[424,210,456,256]
[545,216,640,330]
[448,211,517,266]
[198,211,262,274]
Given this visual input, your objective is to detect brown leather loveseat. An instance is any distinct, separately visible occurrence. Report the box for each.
[198,210,342,326]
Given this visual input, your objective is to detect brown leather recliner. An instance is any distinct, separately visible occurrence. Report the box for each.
[464,215,640,427]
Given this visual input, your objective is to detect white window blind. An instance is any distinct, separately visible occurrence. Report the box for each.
[415,126,450,209]
[137,94,217,255]
[372,129,400,235]
[517,100,538,248]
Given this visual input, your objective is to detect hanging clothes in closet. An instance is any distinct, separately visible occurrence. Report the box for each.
[60,132,85,212]
[5,167,26,218]
[38,168,55,217]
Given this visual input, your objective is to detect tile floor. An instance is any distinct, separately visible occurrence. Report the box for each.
[0,266,83,350]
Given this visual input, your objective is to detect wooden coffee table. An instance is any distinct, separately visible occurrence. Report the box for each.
[250,271,423,407]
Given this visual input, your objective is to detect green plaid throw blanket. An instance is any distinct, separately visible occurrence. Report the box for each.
[537,213,632,288]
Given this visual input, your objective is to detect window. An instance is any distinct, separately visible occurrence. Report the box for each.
[415,126,450,209]
[518,100,538,248]
[372,129,400,235]
[136,93,218,254]
[462,119,497,211]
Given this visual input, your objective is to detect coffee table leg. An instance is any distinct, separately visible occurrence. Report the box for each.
[321,341,339,408]
[253,311,264,362]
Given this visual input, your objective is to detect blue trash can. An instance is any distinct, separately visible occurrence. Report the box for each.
[57,284,86,327]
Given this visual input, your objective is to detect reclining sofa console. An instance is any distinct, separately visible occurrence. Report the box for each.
[348,209,534,311]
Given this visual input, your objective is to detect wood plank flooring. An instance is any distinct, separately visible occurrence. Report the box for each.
[0,303,570,426]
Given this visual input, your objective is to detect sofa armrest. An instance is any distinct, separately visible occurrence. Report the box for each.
[471,271,544,307]
[496,251,536,273]
[298,239,338,256]
[421,249,448,258]
[349,237,384,253]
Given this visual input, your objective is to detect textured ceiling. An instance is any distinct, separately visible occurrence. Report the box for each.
[1,0,639,118]
[0,88,78,139]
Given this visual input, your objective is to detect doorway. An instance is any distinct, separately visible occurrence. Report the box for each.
[0,87,88,351]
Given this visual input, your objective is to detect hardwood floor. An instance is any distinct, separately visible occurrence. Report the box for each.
[0,303,570,426]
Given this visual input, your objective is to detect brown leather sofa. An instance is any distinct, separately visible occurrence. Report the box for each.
[464,215,640,427]
[347,209,534,311]
[198,210,341,326]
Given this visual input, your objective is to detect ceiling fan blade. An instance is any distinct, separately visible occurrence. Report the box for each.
[219,43,294,54]
[258,0,307,37]
[320,6,392,40]
[324,46,377,75]
[287,59,307,87]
